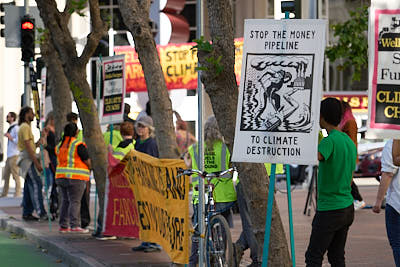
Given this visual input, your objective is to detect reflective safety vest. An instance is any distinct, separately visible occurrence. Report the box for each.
[56,137,90,181]
[113,142,136,160]
[103,130,123,150]
[188,141,237,204]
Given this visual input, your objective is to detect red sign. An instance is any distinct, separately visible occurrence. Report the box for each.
[323,92,368,112]
[103,153,140,238]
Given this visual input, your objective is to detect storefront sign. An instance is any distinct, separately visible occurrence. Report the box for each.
[232,19,327,165]
[323,92,368,112]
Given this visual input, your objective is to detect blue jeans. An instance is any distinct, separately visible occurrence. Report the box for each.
[22,163,46,217]
[385,204,400,267]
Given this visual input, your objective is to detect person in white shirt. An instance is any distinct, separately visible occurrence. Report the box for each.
[373,139,400,267]
[1,112,21,197]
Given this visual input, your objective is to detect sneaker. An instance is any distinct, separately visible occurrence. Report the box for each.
[22,214,39,221]
[39,214,49,221]
[96,235,117,241]
[70,227,89,233]
[233,243,244,267]
[247,261,262,267]
[354,200,366,210]
[59,227,70,233]
[144,246,161,253]
[132,244,149,251]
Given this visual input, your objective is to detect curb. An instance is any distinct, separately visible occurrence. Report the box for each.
[0,216,105,267]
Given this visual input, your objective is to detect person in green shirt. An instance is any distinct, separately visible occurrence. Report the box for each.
[305,97,356,267]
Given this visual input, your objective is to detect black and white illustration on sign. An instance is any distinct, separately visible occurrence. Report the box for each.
[378,16,400,51]
[240,54,314,132]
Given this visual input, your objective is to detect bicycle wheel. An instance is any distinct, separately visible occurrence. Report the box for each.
[204,214,233,267]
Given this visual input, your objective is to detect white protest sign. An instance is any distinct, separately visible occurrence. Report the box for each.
[232,19,327,165]
[100,55,126,125]
[367,1,400,138]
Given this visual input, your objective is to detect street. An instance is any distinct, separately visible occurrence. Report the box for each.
[0,229,67,267]
[0,177,395,266]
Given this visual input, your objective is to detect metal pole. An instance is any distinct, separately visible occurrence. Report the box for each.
[23,0,30,107]
[196,0,205,266]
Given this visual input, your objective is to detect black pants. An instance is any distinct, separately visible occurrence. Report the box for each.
[80,181,91,228]
[351,182,363,201]
[305,204,354,267]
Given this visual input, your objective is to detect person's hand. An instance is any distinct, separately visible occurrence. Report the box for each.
[34,160,43,173]
[372,203,381,213]
[108,144,114,153]
[4,132,11,139]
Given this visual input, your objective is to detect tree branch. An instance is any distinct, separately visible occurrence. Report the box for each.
[62,0,73,21]
[78,0,107,65]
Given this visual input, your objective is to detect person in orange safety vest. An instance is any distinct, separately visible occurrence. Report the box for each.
[55,123,91,234]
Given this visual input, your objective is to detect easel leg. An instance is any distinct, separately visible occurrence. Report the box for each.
[261,164,276,267]
[285,164,296,267]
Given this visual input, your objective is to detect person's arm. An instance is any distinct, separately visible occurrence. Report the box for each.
[393,140,400,166]
[77,144,91,169]
[24,140,42,172]
[184,151,192,168]
[318,152,324,161]
[84,159,92,170]
[373,171,393,213]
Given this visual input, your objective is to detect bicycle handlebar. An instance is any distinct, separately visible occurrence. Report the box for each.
[177,167,237,179]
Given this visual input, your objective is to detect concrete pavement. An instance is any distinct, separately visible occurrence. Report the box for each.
[0,180,395,267]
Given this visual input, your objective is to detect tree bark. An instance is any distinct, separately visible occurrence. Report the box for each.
[198,1,291,265]
[118,0,179,159]
[40,33,72,141]
[35,0,109,229]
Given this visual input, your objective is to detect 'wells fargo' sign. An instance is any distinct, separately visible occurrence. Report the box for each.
[103,150,190,264]
[114,39,243,92]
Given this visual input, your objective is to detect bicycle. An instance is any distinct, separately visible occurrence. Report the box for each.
[177,167,238,267]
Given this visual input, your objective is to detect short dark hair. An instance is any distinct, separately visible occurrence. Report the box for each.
[320,98,343,126]
[8,112,17,121]
[18,106,33,125]
[66,112,78,122]
[120,121,134,136]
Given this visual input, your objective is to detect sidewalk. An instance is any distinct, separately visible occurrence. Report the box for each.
[0,180,394,267]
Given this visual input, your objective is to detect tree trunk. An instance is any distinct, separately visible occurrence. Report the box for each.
[40,34,72,140]
[198,1,291,265]
[35,0,108,229]
[118,0,179,159]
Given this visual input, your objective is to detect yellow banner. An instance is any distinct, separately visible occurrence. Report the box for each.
[124,150,190,264]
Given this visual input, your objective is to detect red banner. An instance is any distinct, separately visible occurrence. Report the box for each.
[103,153,140,238]
[114,38,243,92]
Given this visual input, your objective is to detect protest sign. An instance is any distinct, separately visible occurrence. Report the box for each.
[100,55,126,125]
[29,62,40,128]
[103,153,140,238]
[114,39,243,92]
[368,1,400,138]
[103,150,190,264]
[232,19,327,165]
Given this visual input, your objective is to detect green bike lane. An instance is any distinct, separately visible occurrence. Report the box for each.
[0,230,67,267]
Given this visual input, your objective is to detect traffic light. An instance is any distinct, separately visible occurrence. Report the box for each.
[20,15,35,62]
